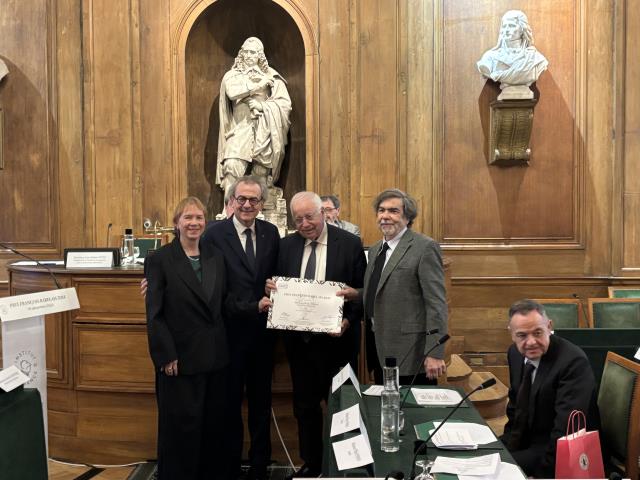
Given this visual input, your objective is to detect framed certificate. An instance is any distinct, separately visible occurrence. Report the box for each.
[267,277,345,333]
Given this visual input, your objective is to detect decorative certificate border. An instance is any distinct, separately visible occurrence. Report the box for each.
[267,276,345,333]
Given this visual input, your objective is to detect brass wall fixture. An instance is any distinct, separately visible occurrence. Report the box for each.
[489,99,537,166]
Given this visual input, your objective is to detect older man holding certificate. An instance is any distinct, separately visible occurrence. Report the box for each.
[265,191,365,479]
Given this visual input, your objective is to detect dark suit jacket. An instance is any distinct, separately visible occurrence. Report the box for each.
[502,334,598,477]
[277,224,366,348]
[145,238,229,375]
[202,217,279,335]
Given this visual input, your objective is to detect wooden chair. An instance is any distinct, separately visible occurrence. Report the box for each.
[597,351,640,480]
[588,298,640,328]
[534,298,584,328]
[609,286,640,299]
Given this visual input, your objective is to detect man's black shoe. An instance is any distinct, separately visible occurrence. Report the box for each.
[284,464,321,479]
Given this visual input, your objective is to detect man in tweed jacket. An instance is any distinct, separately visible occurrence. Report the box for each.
[340,188,448,384]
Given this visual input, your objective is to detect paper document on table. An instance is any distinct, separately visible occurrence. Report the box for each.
[330,404,364,437]
[635,346,640,361]
[432,421,497,445]
[429,426,477,450]
[411,388,463,406]
[0,365,30,392]
[363,385,384,396]
[430,452,500,476]
[11,260,64,266]
[331,363,361,395]
[458,461,526,480]
[332,434,373,470]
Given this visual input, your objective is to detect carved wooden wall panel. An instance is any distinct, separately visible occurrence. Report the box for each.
[83,0,138,245]
[619,0,640,272]
[0,0,57,253]
[441,0,581,247]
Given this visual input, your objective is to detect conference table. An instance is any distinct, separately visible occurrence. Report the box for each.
[322,384,522,479]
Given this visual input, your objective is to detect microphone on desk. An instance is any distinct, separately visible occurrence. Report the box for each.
[399,334,450,411]
[0,241,62,289]
[106,223,113,248]
[398,328,440,370]
[408,377,497,480]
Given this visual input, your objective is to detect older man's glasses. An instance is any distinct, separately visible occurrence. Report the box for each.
[293,211,322,225]
[234,196,261,206]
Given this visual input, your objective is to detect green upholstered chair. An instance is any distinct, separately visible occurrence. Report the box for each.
[589,299,640,328]
[554,328,640,386]
[535,299,583,328]
[597,351,640,480]
[609,287,640,299]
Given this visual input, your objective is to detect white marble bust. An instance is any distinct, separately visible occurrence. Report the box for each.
[477,10,548,100]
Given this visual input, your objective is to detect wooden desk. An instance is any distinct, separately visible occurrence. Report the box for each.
[7,263,156,464]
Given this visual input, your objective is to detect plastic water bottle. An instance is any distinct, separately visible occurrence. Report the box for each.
[123,228,135,265]
[380,357,400,452]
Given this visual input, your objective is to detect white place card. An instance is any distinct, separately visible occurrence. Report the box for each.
[0,365,30,392]
[363,385,384,396]
[330,404,364,437]
[332,434,374,471]
[66,251,114,268]
[0,288,79,322]
[331,363,361,396]
[635,346,640,361]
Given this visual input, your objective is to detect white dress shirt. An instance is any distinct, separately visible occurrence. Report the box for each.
[233,215,255,256]
[299,223,328,281]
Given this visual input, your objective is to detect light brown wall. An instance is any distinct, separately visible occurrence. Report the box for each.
[1,1,638,358]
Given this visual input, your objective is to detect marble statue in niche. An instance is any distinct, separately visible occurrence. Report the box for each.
[477,10,548,100]
[215,37,292,215]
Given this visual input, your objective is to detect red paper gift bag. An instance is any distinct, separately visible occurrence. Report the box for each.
[555,410,604,479]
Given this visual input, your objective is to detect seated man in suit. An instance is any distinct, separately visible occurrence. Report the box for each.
[501,299,598,478]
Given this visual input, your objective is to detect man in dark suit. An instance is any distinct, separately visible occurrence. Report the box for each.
[203,176,280,480]
[269,191,366,478]
[501,299,598,478]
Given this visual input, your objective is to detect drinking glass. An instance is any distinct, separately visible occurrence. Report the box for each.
[414,458,435,480]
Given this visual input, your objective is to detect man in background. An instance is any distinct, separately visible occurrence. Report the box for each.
[320,195,360,237]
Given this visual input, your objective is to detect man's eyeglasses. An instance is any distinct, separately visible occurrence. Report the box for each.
[233,196,262,206]
[293,211,321,225]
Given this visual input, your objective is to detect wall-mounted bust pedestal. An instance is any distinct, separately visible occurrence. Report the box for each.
[489,99,537,166]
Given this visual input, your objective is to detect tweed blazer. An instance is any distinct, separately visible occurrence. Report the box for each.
[364,229,448,376]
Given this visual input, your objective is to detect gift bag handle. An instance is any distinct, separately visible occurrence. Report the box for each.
[566,409,586,436]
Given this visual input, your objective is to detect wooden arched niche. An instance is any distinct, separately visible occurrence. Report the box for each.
[183,0,307,216]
